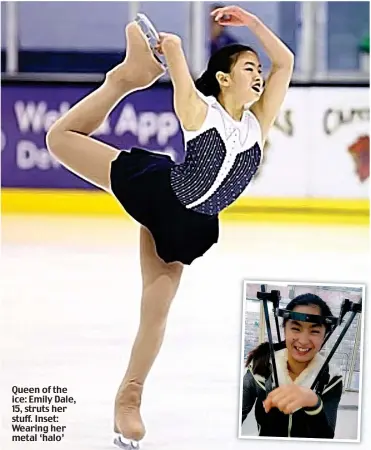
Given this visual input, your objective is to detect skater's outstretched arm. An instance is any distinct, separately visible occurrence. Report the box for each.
[211,6,294,143]
[155,34,208,131]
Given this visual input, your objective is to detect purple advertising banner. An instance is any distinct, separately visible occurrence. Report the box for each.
[1,84,184,189]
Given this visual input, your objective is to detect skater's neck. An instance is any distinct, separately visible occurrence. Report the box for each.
[217,91,245,122]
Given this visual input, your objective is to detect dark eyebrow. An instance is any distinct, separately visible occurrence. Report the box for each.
[290,321,302,327]
[244,61,262,69]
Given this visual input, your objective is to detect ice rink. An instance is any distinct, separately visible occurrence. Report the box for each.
[1,215,369,449]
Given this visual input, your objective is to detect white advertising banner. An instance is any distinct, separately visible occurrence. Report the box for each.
[244,87,369,199]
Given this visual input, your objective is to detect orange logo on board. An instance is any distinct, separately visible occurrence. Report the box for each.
[348,135,369,182]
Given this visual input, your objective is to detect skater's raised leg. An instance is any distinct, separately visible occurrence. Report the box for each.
[114,226,183,444]
[46,22,165,191]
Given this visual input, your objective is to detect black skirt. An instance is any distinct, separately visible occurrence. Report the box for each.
[110,148,219,265]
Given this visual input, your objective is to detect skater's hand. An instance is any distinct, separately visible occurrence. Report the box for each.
[263,385,319,415]
[210,5,258,28]
[155,32,182,54]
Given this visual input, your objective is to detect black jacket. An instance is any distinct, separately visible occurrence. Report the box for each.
[242,348,343,439]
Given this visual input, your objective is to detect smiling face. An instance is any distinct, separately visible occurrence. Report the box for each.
[284,305,327,363]
[216,50,264,104]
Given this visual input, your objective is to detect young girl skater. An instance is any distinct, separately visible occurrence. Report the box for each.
[242,294,343,439]
[46,5,294,448]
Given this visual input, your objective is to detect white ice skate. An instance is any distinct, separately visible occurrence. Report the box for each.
[113,433,140,449]
[135,13,167,69]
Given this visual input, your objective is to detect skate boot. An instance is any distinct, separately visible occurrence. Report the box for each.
[114,381,145,449]
[106,18,165,91]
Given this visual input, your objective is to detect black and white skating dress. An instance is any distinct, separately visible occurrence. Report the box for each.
[110,91,263,265]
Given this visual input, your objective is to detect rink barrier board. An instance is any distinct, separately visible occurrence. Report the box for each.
[2,84,369,200]
[2,189,369,225]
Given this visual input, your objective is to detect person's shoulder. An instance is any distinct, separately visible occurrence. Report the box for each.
[244,107,261,127]
[317,360,343,396]
[327,363,343,387]
[194,89,218,106]
[245,362,267,388]
[315,353,342,382]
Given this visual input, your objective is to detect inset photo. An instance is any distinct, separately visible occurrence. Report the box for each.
[239,282,365,442]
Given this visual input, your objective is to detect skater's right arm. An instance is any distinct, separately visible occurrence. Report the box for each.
[156,33,208,131]
[241,370,258,423]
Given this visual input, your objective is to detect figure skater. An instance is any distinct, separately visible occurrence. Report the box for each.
[242,294,343,439]
[46,5,294,447]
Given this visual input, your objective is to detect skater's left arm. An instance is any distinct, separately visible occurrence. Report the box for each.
[211,6,294,144]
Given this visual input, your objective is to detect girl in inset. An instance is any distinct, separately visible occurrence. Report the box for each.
[242,294,343,439]
[46,5,294,446]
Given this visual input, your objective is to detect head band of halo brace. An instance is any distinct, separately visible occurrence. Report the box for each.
[276,309,338,326]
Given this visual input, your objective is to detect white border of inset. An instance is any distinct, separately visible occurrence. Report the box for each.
[238,280,366,443]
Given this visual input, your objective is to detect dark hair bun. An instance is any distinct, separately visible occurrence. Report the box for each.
[195,70,219,97]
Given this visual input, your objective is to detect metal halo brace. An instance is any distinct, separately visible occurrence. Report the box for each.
[135,13,168,70]
[256,285,362,393]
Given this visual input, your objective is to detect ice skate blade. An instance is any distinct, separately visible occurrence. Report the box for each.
[135,12,167,69]
[114,433,140,449]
